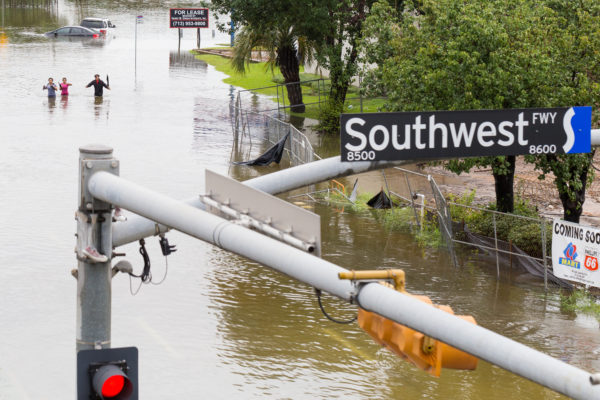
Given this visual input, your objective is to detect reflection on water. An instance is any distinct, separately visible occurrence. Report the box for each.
[46,95,56,110]
[169,50,207,71]
[92,97,109,120]
[0,5,65,43]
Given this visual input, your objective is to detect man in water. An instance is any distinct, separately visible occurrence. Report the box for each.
[85,74,110,97]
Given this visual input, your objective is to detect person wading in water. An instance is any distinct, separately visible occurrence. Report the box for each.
[43,77,57,97]
[85,74,110,97]
[59,77,72,96]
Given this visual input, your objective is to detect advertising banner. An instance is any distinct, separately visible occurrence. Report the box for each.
[170,8,209,28]
[552,219,600,287]
[340,107,591,162]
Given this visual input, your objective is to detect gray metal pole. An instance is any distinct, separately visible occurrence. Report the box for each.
[592,128,600,145]
[87,170,600,400]
[76,145,119,352]
[493,213,500,278]
[542,219,548,291]
[404,172,420,227]
[112,156,414,247]
[134,18,137,80]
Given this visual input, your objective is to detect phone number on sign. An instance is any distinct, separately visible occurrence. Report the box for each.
[171,21,207,27]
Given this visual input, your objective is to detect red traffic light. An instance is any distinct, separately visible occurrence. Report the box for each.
[93,364,133,399]
[103,375,124,397]
[77,347,138,400]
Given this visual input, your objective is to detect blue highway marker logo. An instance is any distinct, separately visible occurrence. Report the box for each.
[340,107,591,161]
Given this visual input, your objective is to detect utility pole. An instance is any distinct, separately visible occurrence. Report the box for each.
[135,15,143,81]
[178,28,182,52]
[134,17,137,78]
[75,145,119,352]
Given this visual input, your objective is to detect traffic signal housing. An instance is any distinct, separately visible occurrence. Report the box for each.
[77,346,138,400]
[339,269,478,377]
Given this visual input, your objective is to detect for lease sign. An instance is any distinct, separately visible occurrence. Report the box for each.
[340,107,591,161]
[552,219,600,288]
[170,8,209,28]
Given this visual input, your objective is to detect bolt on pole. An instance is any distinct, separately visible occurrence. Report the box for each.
[76,145,119,352]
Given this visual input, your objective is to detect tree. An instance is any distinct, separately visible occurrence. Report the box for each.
[315,0,400,134]
[359,0,559,213]
[210,0,388,131]
[527,153,596,222]
[230,24,312,112]
[210,0,318,113]
[524,0,600,223]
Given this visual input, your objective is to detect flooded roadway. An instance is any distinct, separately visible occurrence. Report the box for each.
[0,1,599,399]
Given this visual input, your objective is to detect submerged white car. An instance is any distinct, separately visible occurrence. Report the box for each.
[80,18,116,35]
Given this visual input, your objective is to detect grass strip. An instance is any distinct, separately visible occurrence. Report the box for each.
[193,52,387,119]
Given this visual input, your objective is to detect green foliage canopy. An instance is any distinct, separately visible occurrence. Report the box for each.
[360,0,600,219]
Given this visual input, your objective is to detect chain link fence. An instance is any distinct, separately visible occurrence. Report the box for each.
[390,167,569,289]
[230,91,319,166]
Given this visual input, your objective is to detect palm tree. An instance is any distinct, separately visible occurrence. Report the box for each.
[231,24,314,113]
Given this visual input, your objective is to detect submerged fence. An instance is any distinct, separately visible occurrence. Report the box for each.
[389,167,564,290]
[230,89,320,166]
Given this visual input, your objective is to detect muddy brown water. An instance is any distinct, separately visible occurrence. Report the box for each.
[0,2,598,399]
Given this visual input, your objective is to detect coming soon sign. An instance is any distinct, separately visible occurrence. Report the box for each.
[552,220,600,287]
[341,107,591,161]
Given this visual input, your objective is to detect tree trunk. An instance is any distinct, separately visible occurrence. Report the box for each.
[492,155,515,213]
[559,164,590,224]
[559,190,585,223]
[277,45,305,113]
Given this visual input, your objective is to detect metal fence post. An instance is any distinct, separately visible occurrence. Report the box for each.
[405,173,420,227]
[359,75,363,113]
[428,175,458,267]
[381,170,393,210]
[493,213,500,278]
[541,219,548,291]
[318,79,321,109]
[276,85,280,118]
[76,145,119,352]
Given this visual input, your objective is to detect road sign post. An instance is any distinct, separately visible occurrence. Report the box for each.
[341,107,592,161]
[76,145,119,352]
[134,15,143,80]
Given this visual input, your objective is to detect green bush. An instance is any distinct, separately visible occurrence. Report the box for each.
[464,198,541,241]
[447,190,477,223]
[380,207,444,248]
[381,207,415,233]
[506,222,552,259]
[560,289,600,321]
[449,194,551,259]
[316,100,343,134]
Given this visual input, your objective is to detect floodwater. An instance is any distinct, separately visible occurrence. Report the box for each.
[0,2,599,399]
